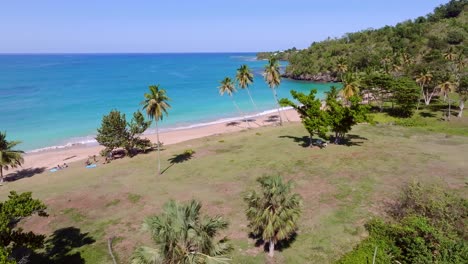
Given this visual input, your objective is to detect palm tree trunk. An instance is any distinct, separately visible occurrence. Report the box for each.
[271,89,283,126]
[416,84,423,111]
[156,121,161,175]
[246,88,258,112]
[232,98,251,128]
[458,100,465,117]
[269,239,275,257]
[448,99,451,121]
[0,166,3,184]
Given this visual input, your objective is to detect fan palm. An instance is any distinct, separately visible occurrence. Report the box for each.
[236,64,257,111]
[131,200,232,264]
[244,175,302,258]
[142,85,170,175]
[340,73,360,103]
[0,132,24,184]
[264,57,283,125]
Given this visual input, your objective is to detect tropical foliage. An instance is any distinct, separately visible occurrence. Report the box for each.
[264,57,284,125]
[142,85,171,175]
[0,132,24,184]
[244,175,302,257]
[236,64,257,110]
[131,200,232,264]
[96,110,151,157]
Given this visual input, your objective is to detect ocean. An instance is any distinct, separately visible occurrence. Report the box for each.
[0,53,336,151]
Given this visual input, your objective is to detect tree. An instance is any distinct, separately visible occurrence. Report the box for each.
[1,191,47,263]
[279,89,328,147]
[392,77,421,117]
[131,200,232,264]
[219,77,249,127]
[340,73,361,103]
[236,64,257,111]
[336,57,348,81]
[244,175,302,258]
[456,75,468,117]
[127,111,152,155]
[0,132,24,184]
[361,72,394,112]
[415,70,435,107]
[326,93,370,144]
[142,85,171,175]
[96,110,128,155]
[264,57,283,125]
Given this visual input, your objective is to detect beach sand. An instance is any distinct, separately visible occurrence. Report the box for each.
[5,109,300,177]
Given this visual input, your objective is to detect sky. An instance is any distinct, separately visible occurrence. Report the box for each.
[0,0,449,53]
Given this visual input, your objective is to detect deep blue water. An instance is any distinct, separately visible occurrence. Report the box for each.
[0,53,335,151]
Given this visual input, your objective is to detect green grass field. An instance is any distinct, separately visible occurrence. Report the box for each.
[2,117,468,263]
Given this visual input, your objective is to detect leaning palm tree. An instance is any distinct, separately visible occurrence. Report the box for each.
[236,64,257,111]
[219,77,249,127]
[0,131,24,184]
[340,73,360,103]
[131,200,232,264]
[142,85,170,175]
[244,175,302,258]
[264,57,283,125]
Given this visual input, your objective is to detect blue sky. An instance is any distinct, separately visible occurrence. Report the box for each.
[0,0,448,53]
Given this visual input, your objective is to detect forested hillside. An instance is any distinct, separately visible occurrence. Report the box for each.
[259,0,467,83]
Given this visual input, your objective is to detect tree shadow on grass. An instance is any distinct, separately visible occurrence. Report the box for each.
[26,227,95,264]
[264,115,280,123]
[279,135,310,148]
[419,111,437,118]
[161,150,195,174]
[339,134,368,147]
[248,232,298,253]
[226,121,241,127]
[5,167,47,182]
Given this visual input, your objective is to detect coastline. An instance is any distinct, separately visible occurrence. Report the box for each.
[6,109,300,177]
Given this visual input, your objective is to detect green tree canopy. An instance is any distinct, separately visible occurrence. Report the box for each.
[0,132,24,184]
[244,175,302,257]
[131,199,232,264]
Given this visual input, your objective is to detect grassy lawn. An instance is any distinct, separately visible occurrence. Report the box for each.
[2,119,468,263]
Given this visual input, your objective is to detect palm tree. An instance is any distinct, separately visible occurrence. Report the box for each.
[443,47,457,61]
[142,85,170,175]
[437,80,457,120]
[415,70,433,110]
[219,77,249,127]
[131,199,232,264]
[244,175,302,258]
[0,132,24,184]
[264,57,283,125]
[335,58,348,81]
[340,73,360,103]
[236,64,257,111]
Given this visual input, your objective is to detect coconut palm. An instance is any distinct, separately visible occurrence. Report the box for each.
[437,80,457,120]
[244,175,302,258]
[0,131,24,184]
[131,199,232,264]
[415,70,433,110]
[335,58,348,81]
[340,73,360,103]
[264,57,283,125]
[142,85,170,175]
[443,47,457,61]
[219,77,249,127]
[236,64,257,111]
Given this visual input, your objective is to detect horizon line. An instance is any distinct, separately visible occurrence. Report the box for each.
[0,51,263,55]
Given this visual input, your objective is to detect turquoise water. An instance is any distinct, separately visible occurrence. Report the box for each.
[0,53,335,151]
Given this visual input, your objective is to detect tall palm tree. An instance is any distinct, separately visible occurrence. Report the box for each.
[0,132,24,184]
[264,57,283,125]
[131,199,232,264]
[437,80,457,120]
[244,175,302,258]
[236,64,257,111]
[415,70,433,110]
[142,85,170,175]
[219,77,249,127]
[335,58,348,81]
[340,73,360,103]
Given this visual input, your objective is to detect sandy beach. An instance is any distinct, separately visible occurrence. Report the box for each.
[5,109,300,178]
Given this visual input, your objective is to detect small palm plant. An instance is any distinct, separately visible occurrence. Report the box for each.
[142,85,171,175]
[244,175,302,258]
[0,132,24,184]
[131,199,232,264]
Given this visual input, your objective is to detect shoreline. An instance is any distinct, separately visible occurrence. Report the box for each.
[5,109,300,177]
